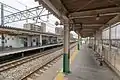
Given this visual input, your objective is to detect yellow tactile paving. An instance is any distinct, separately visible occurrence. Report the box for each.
[54,72,64,80]
[70,47,78,64]
[54,46,79,80]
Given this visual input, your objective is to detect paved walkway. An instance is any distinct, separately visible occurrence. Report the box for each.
[66,44,120,80]
[55,44,120,80]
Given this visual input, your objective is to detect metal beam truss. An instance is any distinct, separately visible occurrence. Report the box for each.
[0,2,51,24]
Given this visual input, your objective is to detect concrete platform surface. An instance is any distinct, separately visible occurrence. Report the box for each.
[66,44,120,80]
[0,43,62,57]
[55,44,120,80]
[34,44,77,80]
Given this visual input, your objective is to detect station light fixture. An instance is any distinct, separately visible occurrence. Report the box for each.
[55,21,63,26]
[55,21,59,26]
[33,17,35,20]
[96,14,100,20]
[38,17,41,19]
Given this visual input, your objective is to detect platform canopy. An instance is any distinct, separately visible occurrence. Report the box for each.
[35,0,120,37]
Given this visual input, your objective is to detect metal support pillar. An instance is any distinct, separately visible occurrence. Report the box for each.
[1,4,4,26]
[101,30,104,57]
[68,28,70,60]
[30,36,32,47]
[94,34,96,51]
[22,53,24,57]
[78,34,80,50]
[63,23,70,74]
[1,4,4,50]
[40,35,42,46]
[109,25,112,62]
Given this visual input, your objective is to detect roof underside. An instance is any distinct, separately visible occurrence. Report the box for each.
[36,0,120,37]
[0,26,58,36]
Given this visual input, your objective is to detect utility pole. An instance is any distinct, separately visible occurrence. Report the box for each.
[25,5,28,23]
[1,3,4,50]
[1,4,4,26]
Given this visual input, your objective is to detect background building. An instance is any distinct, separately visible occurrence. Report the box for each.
[55,27,63,35]
[23,22,46,32]
[55,27,63,43]
[41,22,46,32]
[55,27,76,43]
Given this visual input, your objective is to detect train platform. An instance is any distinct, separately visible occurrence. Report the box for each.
[0,46,36,54]
[54,44,120,80]
[0,43,63,57]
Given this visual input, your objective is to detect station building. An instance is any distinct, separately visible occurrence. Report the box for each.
[0,25,59,49]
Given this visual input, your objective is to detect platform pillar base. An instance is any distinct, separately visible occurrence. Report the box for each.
[63,53,70,74]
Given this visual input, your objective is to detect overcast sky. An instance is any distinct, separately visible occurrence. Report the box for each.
[0,0,78,38]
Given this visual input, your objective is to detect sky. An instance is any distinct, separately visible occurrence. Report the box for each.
[0,0,78,38]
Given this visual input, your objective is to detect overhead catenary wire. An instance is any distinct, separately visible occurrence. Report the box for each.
[0,2,21,11]
[0,1,57,29]
[0,8,14,14]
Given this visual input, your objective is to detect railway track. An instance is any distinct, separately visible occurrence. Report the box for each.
[0,43,76,80]
[21,53,62,80]
[0,47,62,72]
[21,44,76,80]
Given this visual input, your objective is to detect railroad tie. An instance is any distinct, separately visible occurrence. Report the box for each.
[34,73,40,76]
[27,77,33,80]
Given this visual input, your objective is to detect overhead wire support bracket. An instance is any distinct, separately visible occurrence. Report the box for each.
[3,4,51,24]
